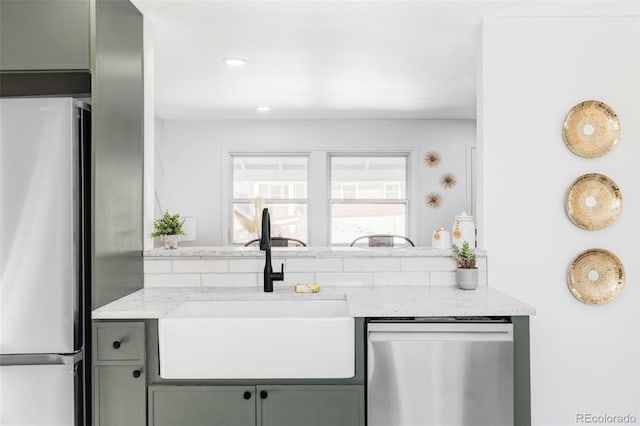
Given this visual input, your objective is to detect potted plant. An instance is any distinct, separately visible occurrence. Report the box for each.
[452,241,478,290]
[151,210,185,249]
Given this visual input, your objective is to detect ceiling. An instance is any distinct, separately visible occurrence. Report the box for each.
[133,1,639,120]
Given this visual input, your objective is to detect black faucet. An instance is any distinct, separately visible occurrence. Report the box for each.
[260,208,284,292]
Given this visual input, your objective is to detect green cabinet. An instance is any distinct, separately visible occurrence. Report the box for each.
[93,322,146,426]
[149,386,256,426]
[148,385,364,426]
[0,0,91,71]
[95,366,146,426]
[257,385,364,426]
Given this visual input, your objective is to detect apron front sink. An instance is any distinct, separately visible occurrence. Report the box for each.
[158,300,354,379]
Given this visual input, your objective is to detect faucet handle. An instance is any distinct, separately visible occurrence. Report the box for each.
[274,263,285,281]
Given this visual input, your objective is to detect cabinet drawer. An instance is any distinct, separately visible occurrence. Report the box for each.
[95,322,145,363]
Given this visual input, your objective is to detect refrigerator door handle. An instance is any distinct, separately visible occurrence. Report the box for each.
[0,352,83,366]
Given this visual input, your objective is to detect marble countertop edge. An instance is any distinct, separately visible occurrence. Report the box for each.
[92,286,535,320]
[144,246,487,258]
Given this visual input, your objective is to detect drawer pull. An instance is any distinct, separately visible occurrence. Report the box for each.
[112,341,121,349]
[243,391,252,400]
[260,390,268,399]
[132,369,141,378]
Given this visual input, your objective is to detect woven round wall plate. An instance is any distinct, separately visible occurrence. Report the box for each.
[562,100,620,158]
[565,173,622,230]
[567,249,625,305]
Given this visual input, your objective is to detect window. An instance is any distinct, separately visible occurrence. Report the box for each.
[330,155,408,245]
[231,156,308,244]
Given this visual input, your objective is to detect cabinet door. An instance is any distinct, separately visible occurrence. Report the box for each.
[94,366,146,426]
[149,386,255,426]
[257,385,364,426]
[0,0,90,71]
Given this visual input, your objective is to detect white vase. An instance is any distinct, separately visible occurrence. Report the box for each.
[456,268,478,290]
[162,234,180,249]
[451,211,476,249]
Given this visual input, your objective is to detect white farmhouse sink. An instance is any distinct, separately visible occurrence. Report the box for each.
[158,300,354,379]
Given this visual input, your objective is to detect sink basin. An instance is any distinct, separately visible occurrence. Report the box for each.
[158,300,354,379]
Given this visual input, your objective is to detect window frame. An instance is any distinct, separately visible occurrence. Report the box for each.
[224,151,412,246]
[327,152,411,246]
[229,153,310,245]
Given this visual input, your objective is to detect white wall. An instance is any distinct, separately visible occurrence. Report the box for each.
[143,17,156,250]
[480,16,639,425]
[155,119,475,246]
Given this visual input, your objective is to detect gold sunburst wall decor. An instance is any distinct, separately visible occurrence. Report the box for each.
[424,151,441,168]
[425,192,442,209]
[440,173,457,189]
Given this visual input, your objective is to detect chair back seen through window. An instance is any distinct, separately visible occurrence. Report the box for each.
[350,234,415,248]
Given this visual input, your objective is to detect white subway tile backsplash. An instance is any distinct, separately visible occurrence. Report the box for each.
[228,258,285,273]
[172,259,228,273]
[143,253,489,290]
[316,273,372,287]
[401,257,456,272]
[278,272,315,287]
[343,257,400,272]
[145,273,201,288]
[430,271,456,286]
[286,258,342,273]
[373,271,429,287]
[202,273,258,288]
[228,259,264,273]
[143,259,172,273]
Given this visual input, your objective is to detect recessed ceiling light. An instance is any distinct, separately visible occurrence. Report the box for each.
[256,106,271,112]
[223,58,246,66]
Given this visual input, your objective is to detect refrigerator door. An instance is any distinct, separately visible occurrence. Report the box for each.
[0,98,79,354]
[0,362,76,425]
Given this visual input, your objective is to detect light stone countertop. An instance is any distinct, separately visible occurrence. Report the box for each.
[92,286,535,319]
[144,246,487,258]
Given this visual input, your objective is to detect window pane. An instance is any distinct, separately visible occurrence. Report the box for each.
[233,203,308,244]
[331,203,406,244]
[233,156,308,199]
[331,156,406,199]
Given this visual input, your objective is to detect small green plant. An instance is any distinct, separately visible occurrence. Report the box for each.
[452,241,476,269]
[151,210,185,237]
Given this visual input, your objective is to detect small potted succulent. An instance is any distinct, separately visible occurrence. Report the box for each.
[151,210,185,249]
[452,241,478,290]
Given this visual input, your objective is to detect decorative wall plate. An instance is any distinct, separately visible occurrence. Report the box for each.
[565,173,622,230]
[562,100,620,158]
[567,249,624,305]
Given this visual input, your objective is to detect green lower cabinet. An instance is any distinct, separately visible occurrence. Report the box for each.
[257,385,364,426]
[149,386,255,426]
[94,366,146,426]
[147,385,364,426]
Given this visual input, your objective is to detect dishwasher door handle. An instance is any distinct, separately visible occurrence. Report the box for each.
[368,330,512,342]
[368,322,513,342]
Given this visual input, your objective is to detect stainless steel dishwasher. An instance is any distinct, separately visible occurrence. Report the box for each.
[367,318,513,426]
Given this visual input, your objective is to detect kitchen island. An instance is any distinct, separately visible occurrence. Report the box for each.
[92,286,534,426]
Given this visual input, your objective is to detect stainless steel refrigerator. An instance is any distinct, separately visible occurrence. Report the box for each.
[0,97,90,426]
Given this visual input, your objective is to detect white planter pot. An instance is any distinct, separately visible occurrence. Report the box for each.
[162,234,180,249]
[456,268,478,290]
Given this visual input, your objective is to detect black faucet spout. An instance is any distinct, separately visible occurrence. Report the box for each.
[259,208,284,292]
[260,208,271,251]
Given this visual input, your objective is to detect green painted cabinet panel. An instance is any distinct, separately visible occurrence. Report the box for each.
[94,366,146,426]
[0,0,90,71]
[257,385,365,426]
[95,322,145,363]
[91,0,145,309]
[149,386,256,426]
